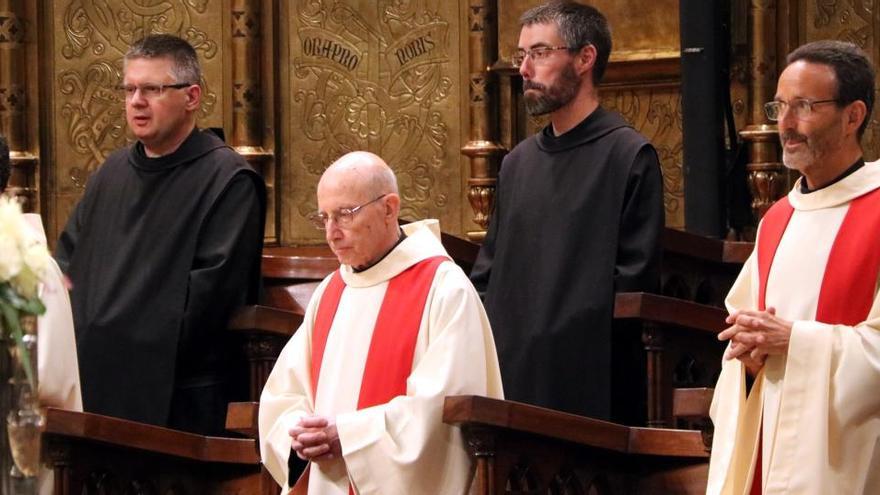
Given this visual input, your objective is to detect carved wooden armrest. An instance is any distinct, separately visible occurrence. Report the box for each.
[673,387,715,451]
[228,305,302,401]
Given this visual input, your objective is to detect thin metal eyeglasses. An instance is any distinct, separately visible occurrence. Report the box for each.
[512,45,573,66]
[117,82,194,100]
[764,98,838,121]
[307,194,388,230]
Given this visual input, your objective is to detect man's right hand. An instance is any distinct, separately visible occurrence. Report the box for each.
[289,415,342,464]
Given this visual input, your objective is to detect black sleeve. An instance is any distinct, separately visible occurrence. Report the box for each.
[179,174,263,344]
[55,195,87,275]
[614,145,664,293]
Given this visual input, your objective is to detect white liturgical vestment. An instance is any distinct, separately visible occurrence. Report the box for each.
[259,219,503,495]
[707,162,880,494]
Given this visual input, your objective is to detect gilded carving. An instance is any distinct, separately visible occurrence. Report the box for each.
[232,9,260,38]
[288,0,460,240]
[0,84,25,113]
[467,185,494,230]
[0,11,24,44]
[468,5,486,33]
[62,0,216,59]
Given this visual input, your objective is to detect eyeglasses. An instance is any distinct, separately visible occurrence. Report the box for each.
[307,194,388,230]
[117,82,193,100]
[764,98,839,121]
[512,45,573,66]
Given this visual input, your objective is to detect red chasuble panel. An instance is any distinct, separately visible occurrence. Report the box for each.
[310,256,448,404]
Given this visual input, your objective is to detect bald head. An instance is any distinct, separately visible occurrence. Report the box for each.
[319,151,398,199]
[317,152,402,269]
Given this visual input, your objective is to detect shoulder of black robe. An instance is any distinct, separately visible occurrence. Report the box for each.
[63,129,266,433]
[474,106,663,421]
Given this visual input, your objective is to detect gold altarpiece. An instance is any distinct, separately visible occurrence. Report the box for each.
[1,0,879,246]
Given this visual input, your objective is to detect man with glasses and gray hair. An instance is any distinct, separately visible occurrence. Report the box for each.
[259,151,502,494]
[708,40,880,494]
[55,34,266,435]
[470,0,664,422]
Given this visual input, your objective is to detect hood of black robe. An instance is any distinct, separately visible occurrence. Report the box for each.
[535,106,633,153]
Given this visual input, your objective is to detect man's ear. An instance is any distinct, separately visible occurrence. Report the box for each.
[384,193,401,221]
[574,44,597,78]
[845,100,868,136]
[184,84,202,112]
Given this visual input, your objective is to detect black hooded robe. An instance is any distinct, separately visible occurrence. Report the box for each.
[56,129,266,435]
[470,107,664,421]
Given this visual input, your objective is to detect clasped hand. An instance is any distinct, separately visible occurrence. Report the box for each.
[289,415,342,464]
[717,307,793,375]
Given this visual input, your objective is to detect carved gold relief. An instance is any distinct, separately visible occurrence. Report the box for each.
[0,11,24,44]
[286,0,462,242]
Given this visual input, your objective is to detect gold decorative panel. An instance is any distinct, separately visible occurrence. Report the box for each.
[45,0,224,242]
[282,0,465,244]
[498,0,680,64]
[801,1,878,161]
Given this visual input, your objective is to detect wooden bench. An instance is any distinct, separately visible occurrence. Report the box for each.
[43,408,276,495]
[444,395,709,495]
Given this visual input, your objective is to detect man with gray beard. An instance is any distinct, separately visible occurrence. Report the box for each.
[708,40,880,494]
[470,0,663,421]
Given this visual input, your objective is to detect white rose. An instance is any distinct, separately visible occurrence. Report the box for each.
[0,234,23,281]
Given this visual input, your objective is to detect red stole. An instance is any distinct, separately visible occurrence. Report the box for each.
[750,187,880,493]
[304,255,446,494]
[310,255,447,404]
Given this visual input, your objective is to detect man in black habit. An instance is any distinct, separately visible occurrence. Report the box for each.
[470,1,664,421]
[55,34,266,435]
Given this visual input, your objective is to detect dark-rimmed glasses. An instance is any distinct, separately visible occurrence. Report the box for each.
[117,83,194,100]
[512,45,572,66]
[307,194,388,230]
[764,98,838,121]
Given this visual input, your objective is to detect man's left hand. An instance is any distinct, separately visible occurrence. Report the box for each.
[718,307,793,360]
[289,415,342,464]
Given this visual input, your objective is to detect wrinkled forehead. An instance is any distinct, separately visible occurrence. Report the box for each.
[316,168,371,209]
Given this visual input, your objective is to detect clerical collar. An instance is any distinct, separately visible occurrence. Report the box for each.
[353,229,407,273]
[800,157,865,194]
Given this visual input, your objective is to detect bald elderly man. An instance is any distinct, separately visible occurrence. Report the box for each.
[259,151,503,495]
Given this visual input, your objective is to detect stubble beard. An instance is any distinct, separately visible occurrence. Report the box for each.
[523,63,582,116]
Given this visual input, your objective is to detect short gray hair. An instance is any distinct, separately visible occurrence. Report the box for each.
[520,1,612,85]
[124,34,201,85]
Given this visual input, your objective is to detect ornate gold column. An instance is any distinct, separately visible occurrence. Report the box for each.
[0,0,37,210]
[231,0,276,242]
[461,0,506,242]
[740,0,786,221]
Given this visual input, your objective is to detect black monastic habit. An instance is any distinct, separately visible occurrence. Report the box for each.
[470,107,664,421]
[56,129,266,435]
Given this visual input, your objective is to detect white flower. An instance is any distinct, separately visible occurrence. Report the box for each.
[0,233,23,280]
[0,195,52,295]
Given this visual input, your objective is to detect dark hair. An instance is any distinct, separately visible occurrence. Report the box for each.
[0,135,9,192]
[787,40,875,138]
[124,34,201,85]
[520,1,612,85]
